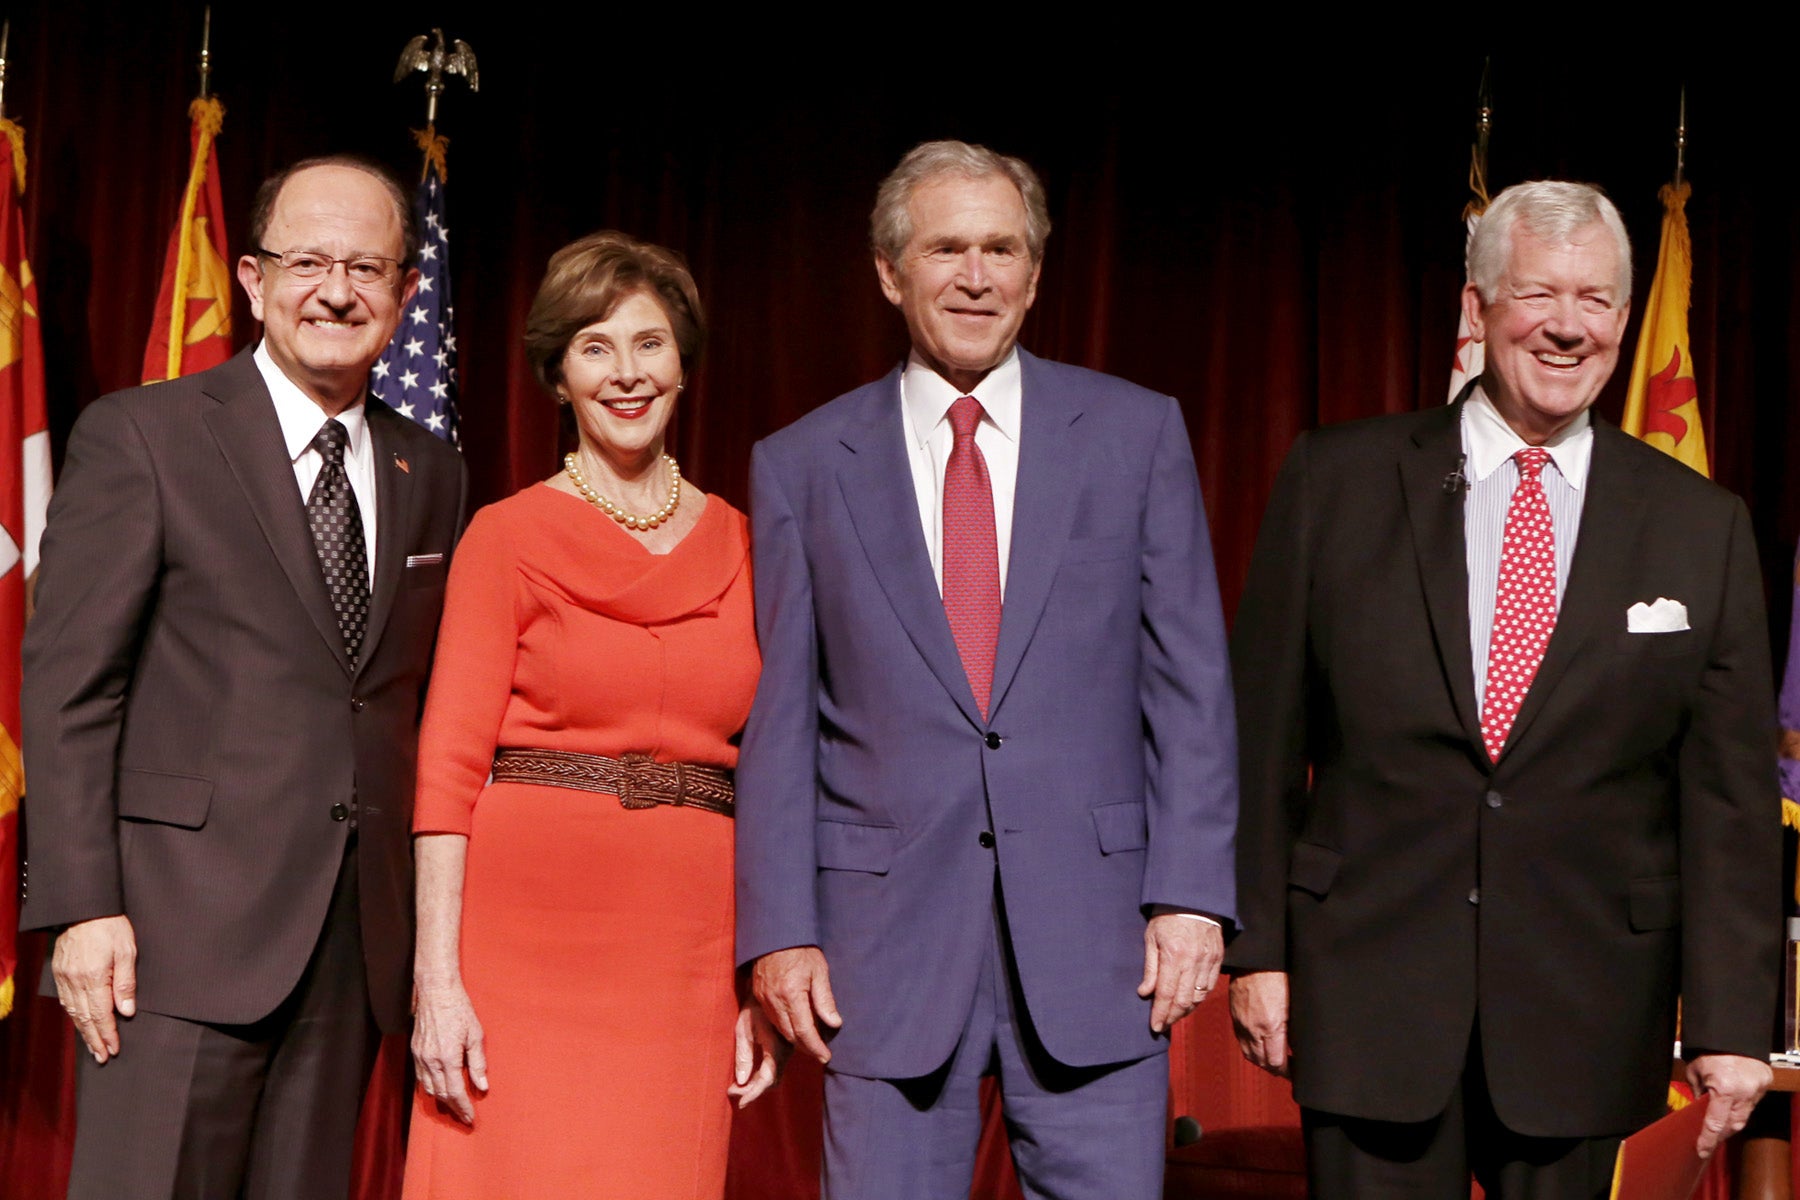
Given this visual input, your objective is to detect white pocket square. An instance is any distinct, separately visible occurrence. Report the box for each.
[405,552,445,568]
[1626,597,1689,633]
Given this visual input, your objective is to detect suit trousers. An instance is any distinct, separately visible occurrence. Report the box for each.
[821,880,1167,1200]
[68,839,380,1200]
[1302,1025,1621,1200]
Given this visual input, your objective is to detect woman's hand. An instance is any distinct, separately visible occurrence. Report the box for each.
[727,999,789,1108]
[412,977,488,1125]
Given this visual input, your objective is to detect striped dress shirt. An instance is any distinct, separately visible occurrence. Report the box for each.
[1462,388,1592,706]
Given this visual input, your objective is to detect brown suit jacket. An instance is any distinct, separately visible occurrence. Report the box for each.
[1226,400,1779,1138]
[19,349,465,1033]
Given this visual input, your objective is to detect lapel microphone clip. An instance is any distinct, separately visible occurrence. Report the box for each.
[1443,453,1470,495]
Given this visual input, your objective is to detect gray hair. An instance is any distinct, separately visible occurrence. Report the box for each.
[1467,180,1632,303]
[870,140,1052,267]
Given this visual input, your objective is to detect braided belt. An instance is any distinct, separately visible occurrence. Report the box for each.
[490,748,735,818]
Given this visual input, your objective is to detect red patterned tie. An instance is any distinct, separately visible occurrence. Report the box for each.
[1479,447,1557,761]
[943,396,1001,719]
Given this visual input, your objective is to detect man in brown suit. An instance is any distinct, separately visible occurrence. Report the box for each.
[19,157,465,1199]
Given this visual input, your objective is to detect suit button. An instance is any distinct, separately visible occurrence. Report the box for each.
[331,803,349,822]
[978,831,996,849]
[350,697,366,713]
[984,732,1002,750]
[1485,791,1503,809]
[1467,887,1480,905]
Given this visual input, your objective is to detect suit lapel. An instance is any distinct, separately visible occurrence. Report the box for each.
[1500,421,1646,756]
[836,368,986,728]
[354,402,414,674]
[1400,400,1485,754]
[988,351,1083,719]
[200,353,350,674]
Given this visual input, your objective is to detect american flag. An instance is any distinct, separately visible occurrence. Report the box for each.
[372,162,459,445]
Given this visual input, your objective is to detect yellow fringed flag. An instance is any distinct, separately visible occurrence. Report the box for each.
[141,96,233,382]
[1621,182,1709,476]
[0,117,53,1018]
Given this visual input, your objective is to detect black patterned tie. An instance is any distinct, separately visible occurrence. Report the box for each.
[306,419,370,665]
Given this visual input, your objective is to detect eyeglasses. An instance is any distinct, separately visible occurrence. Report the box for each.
[255,248,403,286]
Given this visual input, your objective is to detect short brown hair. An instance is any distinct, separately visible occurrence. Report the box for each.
[248,154,419,266]
[524,231,707,395]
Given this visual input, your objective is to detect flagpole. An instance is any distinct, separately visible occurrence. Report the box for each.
[1465,56,1492,220]
[394,27,479,146]
[0,20,11,121]
[1674,87,1686,192]
[1447,58,1493,402]
[197,6,212,101]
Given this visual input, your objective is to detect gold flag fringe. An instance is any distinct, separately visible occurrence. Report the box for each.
[0,117,25,196]
[413,125,449,184]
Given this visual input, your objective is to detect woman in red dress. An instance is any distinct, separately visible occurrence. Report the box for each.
[403,232,782,1199]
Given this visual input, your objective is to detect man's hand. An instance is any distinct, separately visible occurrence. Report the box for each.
[53,915,137,1063]
[1138,915,1224,1034]
[412,978,488,1126]
[1228,970,1292,1077]
[1687,1052,1773,1159]
[751,946,841,1064]
[729,1000,790,1108]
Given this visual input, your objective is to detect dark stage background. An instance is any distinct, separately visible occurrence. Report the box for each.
[3,9,1799,1196]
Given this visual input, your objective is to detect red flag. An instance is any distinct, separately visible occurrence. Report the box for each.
[142,96,233,382]
[0,116,52,1018]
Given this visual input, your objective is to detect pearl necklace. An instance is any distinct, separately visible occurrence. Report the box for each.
[563,451,682,531]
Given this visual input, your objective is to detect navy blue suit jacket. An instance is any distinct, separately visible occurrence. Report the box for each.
[736,350,1238,1079]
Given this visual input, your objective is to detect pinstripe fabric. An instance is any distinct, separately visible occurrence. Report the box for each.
[1464,394,1589,706]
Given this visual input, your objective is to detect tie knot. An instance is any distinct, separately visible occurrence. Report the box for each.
[312,419,349,468]
[1515,447,1550,482]
[948,396,984,441]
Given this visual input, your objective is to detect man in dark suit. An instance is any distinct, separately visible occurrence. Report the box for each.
[19,157,465,1199]
[737,140,1239,1199]
[1227,180,1777,1196]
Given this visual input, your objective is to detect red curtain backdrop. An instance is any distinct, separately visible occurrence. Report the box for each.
[3,15,1798,1196]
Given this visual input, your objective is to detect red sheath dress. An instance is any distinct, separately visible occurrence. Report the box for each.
[402,485,758,1200]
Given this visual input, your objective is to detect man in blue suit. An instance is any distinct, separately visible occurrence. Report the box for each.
[736,140,1239,1199]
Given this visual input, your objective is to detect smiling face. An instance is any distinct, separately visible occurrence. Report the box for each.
[560,289,683,473]
[236,164,419,414]
[875,172,1041,392]
[1464,220,1630,445]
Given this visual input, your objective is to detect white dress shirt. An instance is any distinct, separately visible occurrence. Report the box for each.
[255,341,378,580]
[1462,386,1591,705]
[901,348,1022,597]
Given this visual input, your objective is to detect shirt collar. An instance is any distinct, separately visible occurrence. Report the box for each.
[1462,384,1593,490]
[900,347,1023,446]
[254,340,369,464]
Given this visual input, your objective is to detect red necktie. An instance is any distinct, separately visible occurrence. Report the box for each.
[943,396,1001,719]
[1479,447,1556,761]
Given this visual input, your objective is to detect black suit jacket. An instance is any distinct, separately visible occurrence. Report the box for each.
[19,349,465,1033]
[1227,400,1778,1137]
